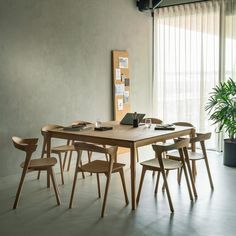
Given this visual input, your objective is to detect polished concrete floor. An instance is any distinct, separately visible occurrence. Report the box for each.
[0,147,236,236]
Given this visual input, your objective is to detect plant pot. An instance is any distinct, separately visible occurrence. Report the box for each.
[223,139,236,167]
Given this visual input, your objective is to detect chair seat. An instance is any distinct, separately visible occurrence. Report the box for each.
[141,158,182,170]
[51,145,75,153]
[167,150,204,160]
[20,157,57,169]
[80,160,125,173]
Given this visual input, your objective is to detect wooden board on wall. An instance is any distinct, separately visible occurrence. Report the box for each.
[112,50,131,154]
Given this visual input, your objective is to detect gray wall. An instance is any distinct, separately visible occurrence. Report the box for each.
[0,0,152,177]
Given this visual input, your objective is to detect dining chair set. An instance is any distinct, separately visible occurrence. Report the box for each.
[12,119,214,217]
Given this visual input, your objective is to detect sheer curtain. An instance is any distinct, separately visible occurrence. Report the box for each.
[153,1,221,149]
[223,0,236,81]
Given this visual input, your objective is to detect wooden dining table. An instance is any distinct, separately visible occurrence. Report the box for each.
[45,121,195,210]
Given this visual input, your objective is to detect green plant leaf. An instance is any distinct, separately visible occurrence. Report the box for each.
[205,78,236,139]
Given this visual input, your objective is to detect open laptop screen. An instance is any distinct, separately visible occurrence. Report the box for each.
[120,113,146,125]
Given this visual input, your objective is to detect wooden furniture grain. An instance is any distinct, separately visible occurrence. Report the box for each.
[69,142,129,217]
[171,122,195,184]
[167,132,214,189]
[37,124,72,185]
[12,136,60,209]
[46,121,194,210]
[136,139,193,212]
[38,122,98,183]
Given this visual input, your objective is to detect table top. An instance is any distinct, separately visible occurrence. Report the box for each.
[48,121,194,147]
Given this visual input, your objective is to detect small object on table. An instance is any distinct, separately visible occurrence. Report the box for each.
[133,112,139,128]
[145,118,152,128]
[95,119,102,128]
[155,124,175,130]
[94,127,113,131]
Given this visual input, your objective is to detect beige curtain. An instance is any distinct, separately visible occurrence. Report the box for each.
[153,1,220,149]
[223,0,236,81]
[217,0,236,150]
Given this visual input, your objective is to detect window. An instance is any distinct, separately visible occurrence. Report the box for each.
[153,0,236,150]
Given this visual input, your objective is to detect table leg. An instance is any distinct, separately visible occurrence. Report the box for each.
[46,134,51,188]
[191,128,196,152]
[130,144,137,210]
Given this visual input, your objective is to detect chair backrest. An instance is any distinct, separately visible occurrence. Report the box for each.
[74,142,118,175]
[41,124,63,136]
[190,132,211,143]
[74,142,118,158]
[152,139,190,167]
[141,118,163,124]
[191,132,211,156]
[12,136,38,152]
[152,138,190,154]
[173,122,195,151]
[12,136,38,167]
[173,122,194,127]
[40,124,64,154]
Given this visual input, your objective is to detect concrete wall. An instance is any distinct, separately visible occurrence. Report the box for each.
[0,0,152,177]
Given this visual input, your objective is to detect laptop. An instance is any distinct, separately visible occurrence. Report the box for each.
[120,113,146,125]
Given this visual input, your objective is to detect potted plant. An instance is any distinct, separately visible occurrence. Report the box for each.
[205,78,236,167]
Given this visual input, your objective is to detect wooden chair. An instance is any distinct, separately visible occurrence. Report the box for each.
[69,142,129,217]
[65,120,92,171]
[65,120,109,172]
[136,139,193,212]
[137,118,163,162]
[167,132,214,189]
[38,122,96,183]
[12,136,60,209]
[168,122,195,185]
[37,124,71,185]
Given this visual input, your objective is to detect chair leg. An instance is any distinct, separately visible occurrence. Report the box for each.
[162,170,169,191]
[185,158,198,198]
[154,171,161,194]
[101,173,112,217]
[96,173,101,198]
[136,167,146,204]
[80,160,85,179]
[67,150,73,171]
[204,157,214,189]
[49,168,61,205]
[102,145,109,161]
[62,151,69,171]
[182,162,193,201]
[192,160,196,182]
[160,169,174,212]
[47,169,50,188]
[177,168,180,184]
[13,168,28,209]
[37,170,41,180]
[87,151,92,162]
[87,151,93,176]
[69,168,79,208]
[58,153,65,185]
[119,169,129,205]
[177,167,183,185]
